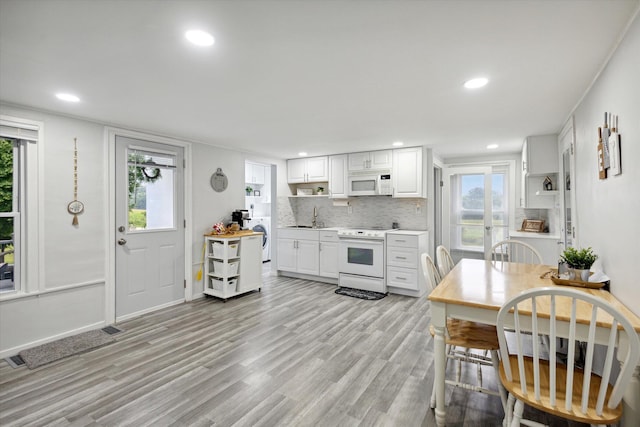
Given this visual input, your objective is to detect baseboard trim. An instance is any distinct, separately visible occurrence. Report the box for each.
[115,298,184,323]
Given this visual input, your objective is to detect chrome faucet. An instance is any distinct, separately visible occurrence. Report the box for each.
[312,206,318,228]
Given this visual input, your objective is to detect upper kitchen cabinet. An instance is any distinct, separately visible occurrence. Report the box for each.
[392,146,425,198]
[348,150,393,171]
[287,156,328,183]
[328,154,348,198]
[245,162,265,185]
[522,135,559,176]
[521,135,559,208]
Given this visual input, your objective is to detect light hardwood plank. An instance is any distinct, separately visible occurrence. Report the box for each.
[0,267,588,426]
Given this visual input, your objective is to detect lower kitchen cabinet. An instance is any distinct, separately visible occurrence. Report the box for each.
[277,229,320,276]
[203,233,262,300]
[386,230,428,297]
[319,230,339,278]
[509,231,562,265]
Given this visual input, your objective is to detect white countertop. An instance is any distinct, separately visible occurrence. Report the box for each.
[509,230,561,240]
[387,229,428,236]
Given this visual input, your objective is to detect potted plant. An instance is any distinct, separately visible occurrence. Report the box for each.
[245,185,253,195]
[559,246,598,281]
[316,186,324,195]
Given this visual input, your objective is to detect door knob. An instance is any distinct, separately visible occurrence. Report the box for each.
[117,238,127,245]
[485,226,491,230]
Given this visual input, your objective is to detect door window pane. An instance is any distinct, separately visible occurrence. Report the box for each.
[491,172,508,247]
[456,174,484,250]
[127,149,176,231]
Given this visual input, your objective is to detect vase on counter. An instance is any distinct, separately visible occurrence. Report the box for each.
[573,268,591,282]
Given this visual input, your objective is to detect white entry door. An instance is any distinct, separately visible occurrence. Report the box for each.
[115,136,185,319]
[442,166,509,261]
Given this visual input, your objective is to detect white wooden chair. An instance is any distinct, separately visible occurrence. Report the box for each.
[436,245,455,277]
[491,240,543,264]
[422,253,507,412]
[496,287,640,426]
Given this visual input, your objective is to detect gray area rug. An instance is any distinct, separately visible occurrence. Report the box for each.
[335,287,387,300]
[18,329,115,369]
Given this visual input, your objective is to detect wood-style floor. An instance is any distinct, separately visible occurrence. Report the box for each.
[0,268,587,426]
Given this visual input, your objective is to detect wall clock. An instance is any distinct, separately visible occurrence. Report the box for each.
[210,168,228,192]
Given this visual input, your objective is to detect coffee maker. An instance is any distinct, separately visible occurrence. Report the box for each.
[231,209,250,228]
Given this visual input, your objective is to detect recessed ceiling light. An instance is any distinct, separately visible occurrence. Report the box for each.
[185,30,214,46]
[464,77,489,89]
[56,93,80,102]
[392,141,404,147]
[298,152,308,157]
[487,144,499,150]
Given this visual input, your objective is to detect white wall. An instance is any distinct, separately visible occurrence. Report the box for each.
[0,105,107,355]
[0,104,286,356]
[571,14,640,316]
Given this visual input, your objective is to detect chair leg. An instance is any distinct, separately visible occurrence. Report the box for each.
[511,399,524,427]
[505,394,515,427]
[490,350,508,425]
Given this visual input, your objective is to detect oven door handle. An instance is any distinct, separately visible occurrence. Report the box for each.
[338,238,384,245]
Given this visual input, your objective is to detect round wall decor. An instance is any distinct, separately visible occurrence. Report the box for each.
[210,168,228,192]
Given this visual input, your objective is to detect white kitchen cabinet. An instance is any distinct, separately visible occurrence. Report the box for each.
[392,146,425,198]
[245,162,265,185]
[509,232,562,266]
[319,231,339,278]
[276,228,320,275]
[204,234,262,300]
[348,150,392,171]
[522,135,559,176]
[328,154,348,198]
[521,135,559,208]
[386,230,428,297]
[287,156,328,183]
[238,234,262,292]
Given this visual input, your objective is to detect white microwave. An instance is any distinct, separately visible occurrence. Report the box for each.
[347,171,392,196]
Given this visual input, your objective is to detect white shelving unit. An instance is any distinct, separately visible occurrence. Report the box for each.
[204,234,262,301]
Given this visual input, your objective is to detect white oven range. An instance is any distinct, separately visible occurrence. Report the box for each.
[337,228,391,293]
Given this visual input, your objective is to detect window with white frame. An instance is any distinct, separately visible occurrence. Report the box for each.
[0,117,40,294]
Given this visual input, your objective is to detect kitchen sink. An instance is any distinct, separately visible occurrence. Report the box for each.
[287,225,313,228]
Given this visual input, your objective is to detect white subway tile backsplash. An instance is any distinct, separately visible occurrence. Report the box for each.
[278,196,427,230]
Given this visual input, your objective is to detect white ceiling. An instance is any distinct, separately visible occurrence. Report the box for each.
[1,0,638,160]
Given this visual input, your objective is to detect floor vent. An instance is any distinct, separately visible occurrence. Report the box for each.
[101,326,123,335]
[5,355,26,368]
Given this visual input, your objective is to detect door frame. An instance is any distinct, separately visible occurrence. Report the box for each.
[442,166,492,258]
[441,160,516,260]
[105,127,192,324]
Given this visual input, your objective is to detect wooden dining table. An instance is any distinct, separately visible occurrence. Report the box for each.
[428,258,640,427]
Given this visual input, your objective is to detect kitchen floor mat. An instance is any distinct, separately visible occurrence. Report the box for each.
[335,287,386,300]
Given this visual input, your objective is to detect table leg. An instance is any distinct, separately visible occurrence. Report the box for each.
[431,302,447,427]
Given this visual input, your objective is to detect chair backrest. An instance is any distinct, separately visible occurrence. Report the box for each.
[420,253,442,291]
[436,245,456,277]
[490,239,543,264]
[497,287,640,417]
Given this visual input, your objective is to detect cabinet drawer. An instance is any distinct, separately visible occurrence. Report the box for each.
[387,247,418,268]
[387,266,418,291]
[278,228,319,240]
[386,234,418,248]
[320,231,338,242]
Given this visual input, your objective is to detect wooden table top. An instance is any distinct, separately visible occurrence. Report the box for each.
[205,230,263,238]
[428,258,640,333]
